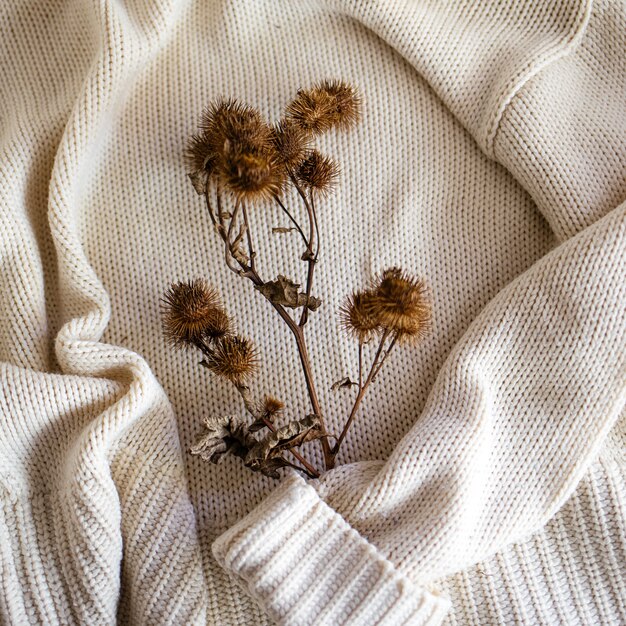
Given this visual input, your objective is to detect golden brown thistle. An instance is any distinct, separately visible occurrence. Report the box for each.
[203,335,258,384]
[271,120,311,168]
[286,79,361,135]
[200,98,272,153]
[217,143,284,202]
[185,132,216,175]
[262,395,285,417]
[162,279,230,349]
[369,268,431,343]
[339,290,383,343]
[188,98,285,201]
[296,151,339,196]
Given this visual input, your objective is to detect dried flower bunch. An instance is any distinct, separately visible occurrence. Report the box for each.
[163,80,432,478]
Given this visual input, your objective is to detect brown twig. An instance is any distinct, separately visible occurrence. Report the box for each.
[206,181,334,470]
[331,329,394,460]
[241,201,256,272]
[274,194,308,248]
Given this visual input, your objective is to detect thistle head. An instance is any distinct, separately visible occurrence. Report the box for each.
[162,279,230,349]
[271,119,311,169]
[286,79,360,135]
[188,98,285,202]
[296,151,339,196]
[217,142,284,202]
[185,132,217,176]
[339,290,382,343]
[202,335,258,384]
[262,395,285,417]
[370,268,431,343]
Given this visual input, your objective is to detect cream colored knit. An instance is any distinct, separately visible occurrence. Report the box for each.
[1,0,624,624]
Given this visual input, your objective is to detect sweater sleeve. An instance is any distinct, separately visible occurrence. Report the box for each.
[212,2,626,624]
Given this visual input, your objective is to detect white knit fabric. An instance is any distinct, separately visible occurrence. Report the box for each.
[0,1,624,625]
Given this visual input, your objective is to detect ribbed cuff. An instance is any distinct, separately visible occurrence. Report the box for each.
[212,474,450,625]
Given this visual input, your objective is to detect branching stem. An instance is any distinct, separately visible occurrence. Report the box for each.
[204,179,334,471]
[330,329,397,462]
[274,195,308,248]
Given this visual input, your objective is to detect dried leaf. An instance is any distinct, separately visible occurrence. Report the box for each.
[231,244,249,265]
[190,415,255,464]
[250,456,290,479]
[272,226,297,234]
[248,420,268,433]
[246,414,322,464]
[331,377,358,392]
[188,170,208,195]
[306,295,322,311]
[255,275,321,311]
[219,212,232,220]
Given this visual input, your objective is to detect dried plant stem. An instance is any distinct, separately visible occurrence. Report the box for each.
[288,173,318,328]
[206,183,334,470]
[241,202,256,272]
[274,195,308,248]
[358,341,363,389]
[331,329,397,463]
[234,383,320,479]
[372,334,398,381]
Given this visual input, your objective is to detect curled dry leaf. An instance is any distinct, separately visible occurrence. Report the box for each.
[246,414,322,466]
[250,457,291,479]
[331,377,358,392]
[272,226,297,234]
[255,275,321,310]
[189,415,256,463]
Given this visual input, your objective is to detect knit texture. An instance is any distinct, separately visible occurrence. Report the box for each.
[1,0,625,624]
[213,474,450,626]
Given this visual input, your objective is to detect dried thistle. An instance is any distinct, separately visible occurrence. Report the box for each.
[185,132,216,175]
[296,151,339,196]
[217,145,284,203]
[249,394,285,433]
[162,279,230,349]
[202,335,258,384]
[272,120,311,168]
[339,290,382,343]
[263,395,285,417]
[286,79,360,135]
[188,98,285,202]
[370,268,431,342]
[200,98,272,154]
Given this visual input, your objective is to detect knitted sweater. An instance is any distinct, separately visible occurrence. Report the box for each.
[1,0,625,624]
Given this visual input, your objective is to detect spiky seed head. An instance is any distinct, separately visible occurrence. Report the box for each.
[286,79,361,135]
[162,279,230,349]
[200,98,272,153]
[340,290,383,343]
[216,141,284,202]
[263,395,285,416]
[186,98,260,176]
[369,267,431,343]
[189,98,285,201]
[185,132,217,176]
[203,335,258,384]
[296,151,339,196]
[271,119,311,168]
